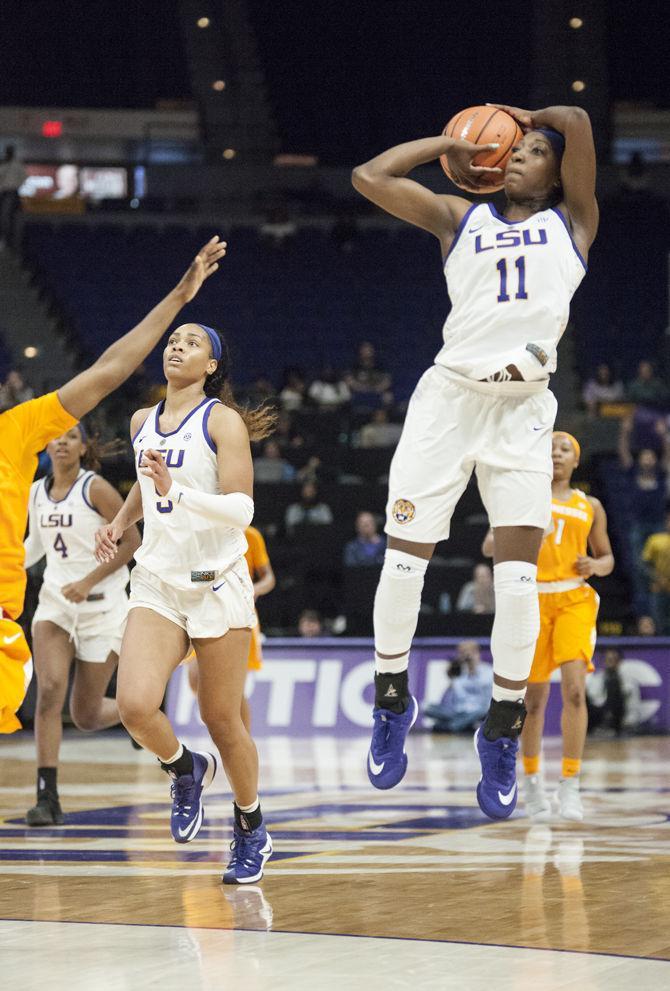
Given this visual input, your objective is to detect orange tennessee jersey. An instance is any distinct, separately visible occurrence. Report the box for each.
[0,393,77,619]
[537,489,594,583]
[244,526,270,579]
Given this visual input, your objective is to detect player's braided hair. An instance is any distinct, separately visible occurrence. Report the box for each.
[80,430,127,472]
[203,329,277,442]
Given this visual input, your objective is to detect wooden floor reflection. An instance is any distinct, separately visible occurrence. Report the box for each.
[2,732,670,964]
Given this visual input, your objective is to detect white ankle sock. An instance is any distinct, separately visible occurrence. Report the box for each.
[492,683,527,703]
[237,796,260,814]
[162,743,183,765]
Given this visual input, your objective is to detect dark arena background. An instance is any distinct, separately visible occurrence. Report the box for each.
[1,1,670,987]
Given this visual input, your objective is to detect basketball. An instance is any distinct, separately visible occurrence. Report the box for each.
[440,105,523,192]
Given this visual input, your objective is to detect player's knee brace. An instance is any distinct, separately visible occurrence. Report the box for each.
[373,549,428,666]
[490,560,540,682]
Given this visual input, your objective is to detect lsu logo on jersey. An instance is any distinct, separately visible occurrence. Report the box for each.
[137,448,185,469]
[39,513,73,528]
[392,499,416,525]
[474,229,548,253]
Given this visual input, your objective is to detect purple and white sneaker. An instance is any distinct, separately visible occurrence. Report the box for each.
[169,751,217,843]
[475,727,520,820]
[223,824,273,885]
[367,696,419,790]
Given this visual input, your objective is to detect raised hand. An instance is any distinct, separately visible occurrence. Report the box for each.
[139,449,173,497]
[442,139,503,191]
[486,103,534,131]
[175,236,228,304]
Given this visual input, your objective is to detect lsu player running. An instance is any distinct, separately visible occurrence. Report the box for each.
[23,426,140,826]
[352,103,598,818]
[187,524,276,730]
[522,432,613,820]
[95,324,276,884]
[0,236,225,734]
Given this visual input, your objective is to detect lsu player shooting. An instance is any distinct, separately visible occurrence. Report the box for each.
[484,431,614,820]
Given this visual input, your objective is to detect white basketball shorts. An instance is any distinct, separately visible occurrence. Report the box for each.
[128,558,256,640]
[32,587,128,663]
[385,365,556,543]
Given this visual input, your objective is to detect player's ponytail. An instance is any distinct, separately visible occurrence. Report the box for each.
[77,424,126,472]
[203,329,277,442]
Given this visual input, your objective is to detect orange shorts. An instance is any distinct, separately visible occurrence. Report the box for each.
[0,618,33,733]
[181,611,262,671]
[529,585,599,684]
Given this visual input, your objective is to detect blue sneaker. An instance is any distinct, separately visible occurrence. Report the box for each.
[475,727,519,819]
[367,695,418,790]
[169,751,217,843]
[223,824,273,885]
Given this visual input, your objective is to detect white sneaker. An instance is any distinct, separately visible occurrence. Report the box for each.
[523,773,552,820]
[557,777,583,822]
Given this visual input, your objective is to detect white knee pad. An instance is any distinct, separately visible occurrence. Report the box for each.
[373,549,428,670]
[490,560,540,682]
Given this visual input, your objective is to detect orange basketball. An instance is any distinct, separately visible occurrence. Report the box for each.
[440,105,523,193]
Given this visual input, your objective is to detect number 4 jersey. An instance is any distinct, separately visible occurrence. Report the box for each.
[437,202,586,382]
[25,470,129,611]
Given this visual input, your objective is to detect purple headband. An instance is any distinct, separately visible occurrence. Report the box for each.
[77,422,87,441]
[196,324,222,362]
[535,127,565,161]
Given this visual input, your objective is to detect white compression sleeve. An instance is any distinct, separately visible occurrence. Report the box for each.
[490,560,540,687]
[169,484,254,529]
[373,548,428,673]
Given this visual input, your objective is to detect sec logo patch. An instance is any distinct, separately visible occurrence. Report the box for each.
[392,498,415,524]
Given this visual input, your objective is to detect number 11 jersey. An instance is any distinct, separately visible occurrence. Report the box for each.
[437,202,586,383]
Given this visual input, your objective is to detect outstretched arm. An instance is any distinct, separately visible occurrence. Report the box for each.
[489,103,598,256]
[58,237,226,421]
[351,136,501,254]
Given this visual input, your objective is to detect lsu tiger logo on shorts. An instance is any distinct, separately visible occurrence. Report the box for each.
[392,499,416,525]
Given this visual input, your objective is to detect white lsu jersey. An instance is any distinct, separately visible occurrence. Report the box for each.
[27,470,129,612]
[436,202,586,382]
[133,397,247,590]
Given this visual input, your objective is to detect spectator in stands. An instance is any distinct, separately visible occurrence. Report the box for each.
[0,145,26,248]
[358,408,403,448]
[456,563,495,614]
[0,369,34,411]
[636,615,656,636]
[274,409,306,453]
[253,438,296,483]
[626,359,669,408]
[297,609,323,638]
[424,641,493,733]
[641,511,670,635]
[586,648,642,736]
[343,511,386,567]
[582,363,625,415]
[285,480,333,533]
[279,367,308,411]
[619,432,668,614]
[308,365,351,409]
[345,341,392,409]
